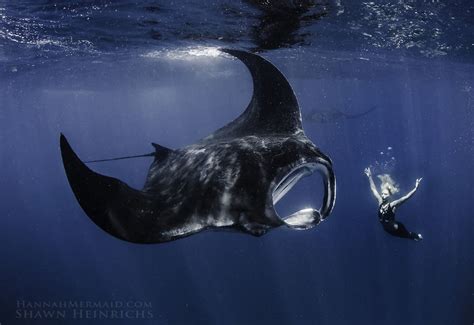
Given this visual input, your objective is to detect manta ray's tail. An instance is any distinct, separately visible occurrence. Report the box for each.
[84,142,173,163]
[84,152,155,163]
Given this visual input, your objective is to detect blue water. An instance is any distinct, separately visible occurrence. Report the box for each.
[1,1,473,324]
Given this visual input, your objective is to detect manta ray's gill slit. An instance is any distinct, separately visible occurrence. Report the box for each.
[272,163,328,229]
[272,166,312,205]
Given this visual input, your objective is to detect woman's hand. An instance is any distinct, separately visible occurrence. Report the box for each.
[415,177,423,189]
[364,167,372,177]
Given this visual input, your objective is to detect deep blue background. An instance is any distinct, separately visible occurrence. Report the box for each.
[1,1,473,324]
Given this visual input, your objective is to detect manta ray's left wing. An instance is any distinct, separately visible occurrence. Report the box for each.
[60,134,157,243]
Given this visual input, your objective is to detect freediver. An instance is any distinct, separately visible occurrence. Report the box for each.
[364,167,423,241]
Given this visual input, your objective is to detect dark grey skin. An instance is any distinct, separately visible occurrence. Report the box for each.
[60,49,336,244]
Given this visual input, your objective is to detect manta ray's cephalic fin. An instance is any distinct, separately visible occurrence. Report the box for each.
[206,49,303,140]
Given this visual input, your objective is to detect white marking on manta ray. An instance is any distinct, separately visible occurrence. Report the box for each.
[168,162,178,172]
[215,163,240,224]
[161,217,204,238]
[221,192,231,206]
[238,139,253,150]
[199,152,223,184]
[206,154,215,165]
[188,148,206,155]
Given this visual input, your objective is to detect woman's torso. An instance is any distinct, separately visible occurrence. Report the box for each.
[378,202,395,222]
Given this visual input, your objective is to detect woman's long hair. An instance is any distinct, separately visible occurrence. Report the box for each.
[377,174,400,196]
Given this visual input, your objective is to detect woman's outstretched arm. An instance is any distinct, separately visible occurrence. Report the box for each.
[365,167,382,205]
[391,178,423,208]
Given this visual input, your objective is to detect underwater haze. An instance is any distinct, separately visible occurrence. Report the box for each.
[1,1,473,324]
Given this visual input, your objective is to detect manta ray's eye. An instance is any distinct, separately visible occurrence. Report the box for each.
[273,163,330,229]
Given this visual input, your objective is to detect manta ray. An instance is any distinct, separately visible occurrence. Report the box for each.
[60,49,336,243]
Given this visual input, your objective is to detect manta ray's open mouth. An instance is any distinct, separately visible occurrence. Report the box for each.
[272,160,336,230]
